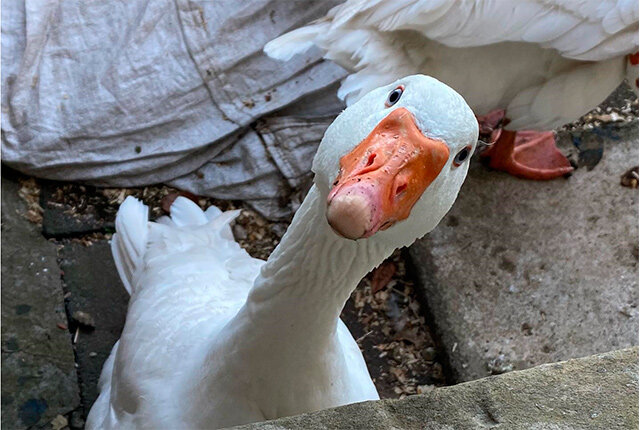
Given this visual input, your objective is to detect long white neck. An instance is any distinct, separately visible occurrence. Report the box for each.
[242,184,390,352]
[191,185,393,426]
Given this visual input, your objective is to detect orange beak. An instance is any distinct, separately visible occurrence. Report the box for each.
[327,108,450,239]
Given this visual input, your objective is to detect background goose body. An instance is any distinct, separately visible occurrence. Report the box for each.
[87,75,479,429]
[266,0,639,179]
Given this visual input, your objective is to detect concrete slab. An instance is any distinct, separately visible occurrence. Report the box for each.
[59,241,129,417]
[235,347,638,430]
[1,173,80,429]
[409,124,639,382]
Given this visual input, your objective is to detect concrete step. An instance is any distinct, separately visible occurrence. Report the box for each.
[233,347,638,430]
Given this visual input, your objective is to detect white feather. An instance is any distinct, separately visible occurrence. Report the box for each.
[111,196,148,295]
[263,23,327,61]
[264,0,638,129]
[169,196,208,227]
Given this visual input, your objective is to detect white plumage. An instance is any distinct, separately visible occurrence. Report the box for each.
[86,75,479,429]
[265,0,638,131]
[88,197,265,428]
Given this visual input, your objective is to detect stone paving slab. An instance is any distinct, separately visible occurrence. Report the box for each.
[59,241,129,417]
[1,173,80,429]
[235,347,638,430]
[409,124,639,382]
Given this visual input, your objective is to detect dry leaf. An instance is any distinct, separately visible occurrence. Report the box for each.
[390,367,407,384]
[417,385,434,395]
[394,326,424,348]
[17,178,43,224]
[161,191,199,213]
[370,261,396,293]
[51,414,68,430]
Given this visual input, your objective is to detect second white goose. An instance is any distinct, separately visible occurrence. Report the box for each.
[265,0,639,180]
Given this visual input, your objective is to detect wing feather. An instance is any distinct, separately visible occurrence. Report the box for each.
[265,0,637,63]
[264,0,636,126]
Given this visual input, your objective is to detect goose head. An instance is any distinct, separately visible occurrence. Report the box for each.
[312,74,478,249]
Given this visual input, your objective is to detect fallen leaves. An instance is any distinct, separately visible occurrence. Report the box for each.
[233,209,280,260]
[371,261,396,294]
[589,112,626,122]
[102,184,226,220]
[346,250,445,398]
[394,325,423,348]
[18,178,43,224]
[563,92,638,132]
[50,414,68,430]
[70,232,112,247]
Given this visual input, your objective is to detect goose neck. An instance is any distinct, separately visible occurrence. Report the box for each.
[245,184,390,345]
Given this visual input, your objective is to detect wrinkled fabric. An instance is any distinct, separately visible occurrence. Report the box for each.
[2,0,346,219]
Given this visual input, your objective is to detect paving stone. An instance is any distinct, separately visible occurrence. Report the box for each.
[59,241,129,417]
[1,172,80,429]
[235,347,638,430]
[409,123,639,382]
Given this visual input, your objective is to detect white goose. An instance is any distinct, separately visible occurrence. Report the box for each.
[86,75,478,429]
[265,0,638,180]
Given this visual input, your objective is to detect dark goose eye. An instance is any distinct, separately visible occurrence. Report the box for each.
[385,86,404,107]
[453,145,472,167]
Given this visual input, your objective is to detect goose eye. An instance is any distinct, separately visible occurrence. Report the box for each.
[385,86,404,107]
[453,145,472,167]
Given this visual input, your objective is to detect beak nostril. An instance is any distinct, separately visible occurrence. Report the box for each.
[395,183,407,196]
[365,153,377,167]
[379,220,395,230]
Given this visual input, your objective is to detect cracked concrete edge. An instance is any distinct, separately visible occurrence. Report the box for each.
[231,347,638,430]
[1,171,81,429]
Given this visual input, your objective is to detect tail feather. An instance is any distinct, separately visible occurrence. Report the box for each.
[169,197,235,239]
[205,206,236,240]
[169,197,209,227]
[208,210,241,241]
[204,205,223,220]
[154,216,174,227]
[111,197,149,295]
[111,196,240,295]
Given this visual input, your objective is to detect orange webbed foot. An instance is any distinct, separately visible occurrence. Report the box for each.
[480,130,573,180]
[477,110,573,180]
